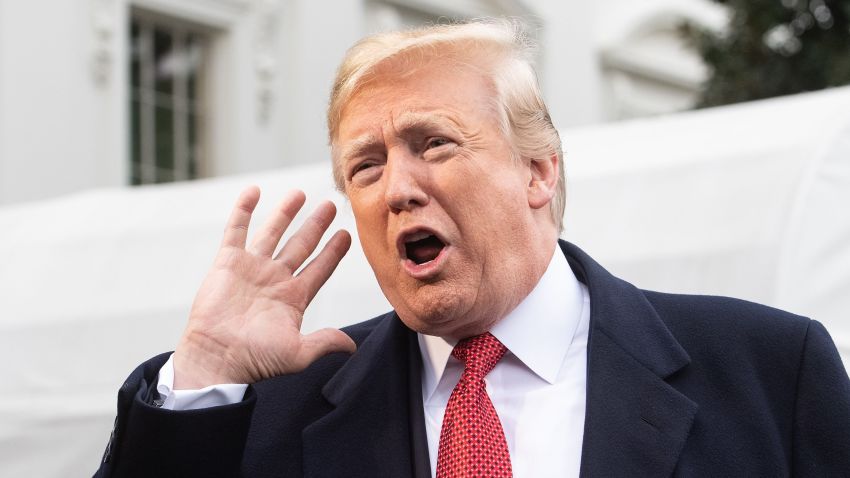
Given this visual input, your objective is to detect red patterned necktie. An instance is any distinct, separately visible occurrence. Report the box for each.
[436,332,512,478]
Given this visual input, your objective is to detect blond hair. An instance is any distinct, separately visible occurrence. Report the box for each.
[327,19,565,230]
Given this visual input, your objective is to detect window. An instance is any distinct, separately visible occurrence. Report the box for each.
[129,13,209,185]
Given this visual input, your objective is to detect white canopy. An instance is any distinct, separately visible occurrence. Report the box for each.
[1,87,848,476]
[562,86,850,359]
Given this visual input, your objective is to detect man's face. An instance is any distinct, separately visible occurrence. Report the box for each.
[335,57,549,339]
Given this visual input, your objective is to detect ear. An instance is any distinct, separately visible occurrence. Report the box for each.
[526,152,559,210]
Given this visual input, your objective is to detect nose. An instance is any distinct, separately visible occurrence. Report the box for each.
[383,148,428,212]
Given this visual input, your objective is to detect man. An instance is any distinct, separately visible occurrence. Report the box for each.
[95,20,850,477]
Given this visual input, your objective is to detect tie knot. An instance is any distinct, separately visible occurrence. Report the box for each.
[451,332,507,378]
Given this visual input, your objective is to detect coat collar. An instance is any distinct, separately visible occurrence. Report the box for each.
[561,241,698,478]
[302,241,697,478]
[302,312,428,478]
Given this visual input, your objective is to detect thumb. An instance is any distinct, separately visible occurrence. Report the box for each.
[294,328,357,369]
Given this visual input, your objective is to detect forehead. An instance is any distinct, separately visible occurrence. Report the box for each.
[337,55,498,139]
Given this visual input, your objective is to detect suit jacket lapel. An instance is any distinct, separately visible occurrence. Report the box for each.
[562,242,699,478]
[302,314,426,478]
[407,329,433,478]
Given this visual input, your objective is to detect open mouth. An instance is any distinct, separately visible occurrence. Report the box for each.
[402,230,446,265]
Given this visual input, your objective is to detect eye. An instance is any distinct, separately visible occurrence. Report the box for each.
[425,137,451,149]
[352,162,375,174]
[348,159,384,185]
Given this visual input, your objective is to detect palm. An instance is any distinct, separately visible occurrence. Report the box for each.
[174,188,354,388]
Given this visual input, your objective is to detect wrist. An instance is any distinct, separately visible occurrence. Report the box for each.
[173,333,244,389]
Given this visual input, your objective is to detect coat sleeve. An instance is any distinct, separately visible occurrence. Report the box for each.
[792,320,850,476]
[92,353,257,478]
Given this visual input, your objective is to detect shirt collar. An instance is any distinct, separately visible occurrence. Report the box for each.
[418,245,585,400]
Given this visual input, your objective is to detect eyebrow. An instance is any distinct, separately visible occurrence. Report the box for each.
[337,111,464,164]
[337,134,383,165]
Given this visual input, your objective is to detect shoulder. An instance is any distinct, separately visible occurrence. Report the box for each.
[642,290,813,381]
[340,312,393,345]
[644,290,810,341]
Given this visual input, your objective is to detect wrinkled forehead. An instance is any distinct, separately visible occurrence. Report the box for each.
[333,45,501,139]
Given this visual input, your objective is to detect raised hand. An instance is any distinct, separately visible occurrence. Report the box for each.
[172,186,355,389]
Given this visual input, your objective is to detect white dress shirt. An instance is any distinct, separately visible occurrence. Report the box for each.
[157,246,590,477]
[157,354,247,410]
[419,247,589,477]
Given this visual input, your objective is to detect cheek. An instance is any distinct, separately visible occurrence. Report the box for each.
[350,191,384,233]
[351,204,394,271]
[354,214,381,252]
[452,176,526,230]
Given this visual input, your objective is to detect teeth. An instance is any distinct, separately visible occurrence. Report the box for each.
[405,230,433,243]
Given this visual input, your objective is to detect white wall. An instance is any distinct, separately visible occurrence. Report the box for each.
[0,0,4,189]
[275,0,365,173]
[0,0,125,204]
[524,0,605,127]
[0,0,382,206]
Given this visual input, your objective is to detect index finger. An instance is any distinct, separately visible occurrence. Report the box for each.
[221,186,261,249]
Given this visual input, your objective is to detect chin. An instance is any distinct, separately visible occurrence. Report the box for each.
[392,285,473,336]
[393,286,500,339]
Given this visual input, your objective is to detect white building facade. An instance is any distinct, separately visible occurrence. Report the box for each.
[0,0,725,206]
